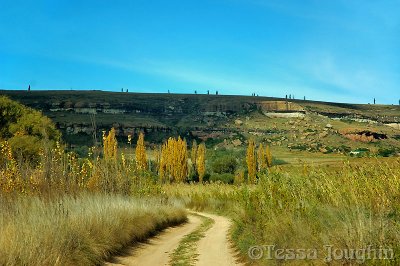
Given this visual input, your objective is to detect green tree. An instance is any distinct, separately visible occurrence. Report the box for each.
[0,96,60,161]
[211,156,236,174]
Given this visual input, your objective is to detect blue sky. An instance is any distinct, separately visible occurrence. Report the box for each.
[0,0,399,104]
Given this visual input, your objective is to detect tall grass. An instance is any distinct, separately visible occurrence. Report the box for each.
[163,182,242,213]
[0,135,188,265]
[164,158,400,265]
[236,158,400,265]
[0,194,186,266]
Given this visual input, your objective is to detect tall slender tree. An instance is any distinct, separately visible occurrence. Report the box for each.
[246,138,257,184]
[158,136,189,183]
[135,132,147,171]
[197,143,206,183]
[265,145,273,168]
[257,143,266,171]
[103,128,117,160]
[191,140,198,175]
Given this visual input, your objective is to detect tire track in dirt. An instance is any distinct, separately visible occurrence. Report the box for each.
[105,215,201,266]
[194,212,243,266]
[106,212,243,266]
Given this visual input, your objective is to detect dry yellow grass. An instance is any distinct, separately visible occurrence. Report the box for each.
[163,158,400,265]
[0,194,186,266]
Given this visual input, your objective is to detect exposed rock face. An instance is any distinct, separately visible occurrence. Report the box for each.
[1,90,399,150]
[341,130,388,143]
[258,101,305,112]
[264,112,305,118]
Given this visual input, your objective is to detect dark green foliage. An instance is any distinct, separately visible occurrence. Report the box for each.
[63,132,94,147]
[338,145,352,153]
[272,158,288,166]
[323,146,334,153]
[209,173,234,184]
[354,147,370,152]
[211,156,237,174]
[377,148,397,157]
[70,145,89,157]
[8,135,43,161]
[205,137,224,147]
[0,96,61,160]
[304,128,316,133]
[0,96,24,138]
[187,172,199,183]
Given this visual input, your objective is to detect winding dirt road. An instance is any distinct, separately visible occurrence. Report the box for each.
[105,212,243,266]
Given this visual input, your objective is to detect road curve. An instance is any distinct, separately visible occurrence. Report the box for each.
[105,212,243,266]
[105,215,202,266]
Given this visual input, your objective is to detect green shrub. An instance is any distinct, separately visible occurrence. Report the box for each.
[0,96,60,161]
[354,147,370,152]
[71,145,89,157]
[272,157,287,165]
[377,148,396,157]
[211,156,237,174]
[8,135,43,162]
[202,173,211,182]
[338,145,352,153]
[205,138,224,147]
[209,173,234,184]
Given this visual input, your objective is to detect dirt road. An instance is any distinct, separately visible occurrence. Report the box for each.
[106,212,243,266]
[195,212,242,266]
[106,215,202,266]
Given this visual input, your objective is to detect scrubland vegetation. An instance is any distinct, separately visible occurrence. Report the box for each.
[164,158,400,264]
[1,95,400,265]
[0,97,187,265]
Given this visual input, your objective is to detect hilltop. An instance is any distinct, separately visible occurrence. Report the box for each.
[1,90,399,161]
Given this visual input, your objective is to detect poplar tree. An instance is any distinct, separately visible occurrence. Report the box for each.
[158,136,189,183]
[154,145,161,173]
[175,137,188,182]
[265,145,273,168]
[135,132,147,171]
[246,138,256,183]
[103,128,117,160]
[158,142,167,182]
[191,140,198,175]
[196,143,206,183]
[257,143,267,171]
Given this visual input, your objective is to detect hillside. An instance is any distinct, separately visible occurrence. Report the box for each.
[1,90,399,159]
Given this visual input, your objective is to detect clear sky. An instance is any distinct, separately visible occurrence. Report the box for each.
[0,0,399,104]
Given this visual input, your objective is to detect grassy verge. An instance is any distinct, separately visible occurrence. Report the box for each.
[0,194,187,266]
[169,213,214,266]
